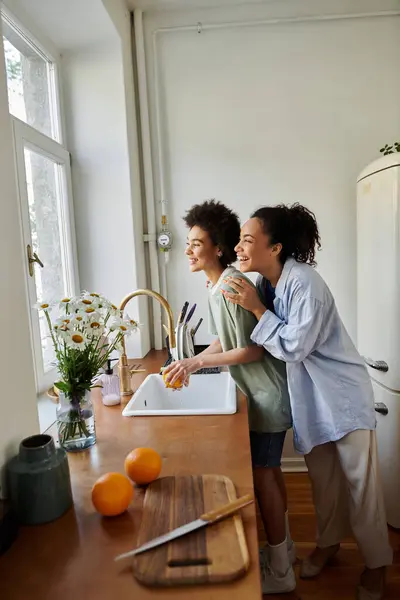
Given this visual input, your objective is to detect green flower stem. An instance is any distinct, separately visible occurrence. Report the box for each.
[58,405,92,444]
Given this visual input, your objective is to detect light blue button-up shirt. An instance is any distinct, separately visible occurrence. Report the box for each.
[251,258,376,454]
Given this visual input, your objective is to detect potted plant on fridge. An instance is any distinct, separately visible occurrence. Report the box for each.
[380,142,400,156]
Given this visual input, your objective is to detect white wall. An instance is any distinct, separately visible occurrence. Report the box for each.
[0,29,39,495]
[143,0,400,346]
[102,0,152,353]
[142,0,400,466]
[62,41,142,357]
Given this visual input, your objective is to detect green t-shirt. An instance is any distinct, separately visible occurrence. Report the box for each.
[208,267,292,433]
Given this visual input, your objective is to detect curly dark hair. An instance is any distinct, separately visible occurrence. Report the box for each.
[183,200,240,268]
[252,203,321,266]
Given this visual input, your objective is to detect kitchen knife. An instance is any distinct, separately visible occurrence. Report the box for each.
[176,302,189,360]
[178,301,189,324]
[165,334,171,357]
[114,494,253,562]
[185,303,197,324]
[191,318,203,338]
[186,326,195,358]
[162,335,173,369]
[182,305,197,358]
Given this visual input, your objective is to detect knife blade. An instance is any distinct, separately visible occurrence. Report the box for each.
[185,303,197,324]
[178,301,189,325]
[114,493,253,562]
[191,317,203,338]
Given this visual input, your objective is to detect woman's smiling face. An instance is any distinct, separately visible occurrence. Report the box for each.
[235,218,281,273]
[185,225,221,273]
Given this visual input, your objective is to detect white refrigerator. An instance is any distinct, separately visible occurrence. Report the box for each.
[357,153,400,528]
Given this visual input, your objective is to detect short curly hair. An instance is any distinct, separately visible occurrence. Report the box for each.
[183,200,240,268]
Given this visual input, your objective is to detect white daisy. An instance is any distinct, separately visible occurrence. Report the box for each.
[65,331,88,350]
[69,315,85,328]
[55,324,71,340]
[56,317,72,328]
[87,320,104,338]
[88,292,109,306]
[95,295,111,311]
[116,323,131,335]
[79,296,95,308]
[81,292,109,311]
[78,306,101,321]
[123,312,140,331]
[59,297,72,311]
[102,302,120,318]
[34,301,52,312]
[109,317,133,335]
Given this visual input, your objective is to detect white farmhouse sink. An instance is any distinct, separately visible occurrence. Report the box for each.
[122,372,237,417]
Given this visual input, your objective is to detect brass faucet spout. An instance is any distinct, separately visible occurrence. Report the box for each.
[118,289,175,396]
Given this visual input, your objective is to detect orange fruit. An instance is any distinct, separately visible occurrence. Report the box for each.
[91,472,133,517]
[162,371,183,389]
[125,447,162,485]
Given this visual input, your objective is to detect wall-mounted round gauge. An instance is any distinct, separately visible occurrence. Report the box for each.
[157,230,173,250]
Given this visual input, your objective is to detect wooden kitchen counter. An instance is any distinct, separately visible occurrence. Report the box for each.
[0,351,261,600]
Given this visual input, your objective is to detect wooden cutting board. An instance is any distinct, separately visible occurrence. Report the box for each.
[132,475,250,587]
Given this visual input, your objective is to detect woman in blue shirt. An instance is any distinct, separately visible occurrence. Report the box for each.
[223,203,392,600]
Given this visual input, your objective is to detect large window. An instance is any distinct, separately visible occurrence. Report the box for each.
[1,9,79,393]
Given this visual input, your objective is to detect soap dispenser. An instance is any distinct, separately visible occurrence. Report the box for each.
[99,359,121,406]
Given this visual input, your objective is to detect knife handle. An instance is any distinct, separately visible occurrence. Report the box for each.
[200,494,253,524]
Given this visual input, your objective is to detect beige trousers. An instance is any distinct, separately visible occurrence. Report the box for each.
[304,429,393,569]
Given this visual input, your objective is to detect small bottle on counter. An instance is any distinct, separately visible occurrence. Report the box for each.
[99,359,121,406]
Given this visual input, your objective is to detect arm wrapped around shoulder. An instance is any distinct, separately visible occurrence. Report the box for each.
[251,292,324,363]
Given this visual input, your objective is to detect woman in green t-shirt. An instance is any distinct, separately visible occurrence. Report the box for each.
[164,200,294,595]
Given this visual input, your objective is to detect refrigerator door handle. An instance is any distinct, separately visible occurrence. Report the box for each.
[363,357,389,372]
[374,402,389,416]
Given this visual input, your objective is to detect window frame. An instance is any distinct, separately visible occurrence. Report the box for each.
[13,118,80,392]
[1,4,66,146]
[1,6,80,394]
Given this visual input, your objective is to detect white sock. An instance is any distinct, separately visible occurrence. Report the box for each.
[269,538,290,576]
[285,511,293,548]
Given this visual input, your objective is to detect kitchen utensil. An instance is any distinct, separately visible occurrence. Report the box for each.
[178,301,189,324]
[191,318,203,338]
[185,326,195,358]
[165,335,171,357]
[118,475,251,587]
[181,304,197,358]
[162,336,173,369]
[185,304,197,324]
[178,324,185,360]
[175,301,189,360]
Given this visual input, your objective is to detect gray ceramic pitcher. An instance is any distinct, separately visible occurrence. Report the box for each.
[7,434,73,525]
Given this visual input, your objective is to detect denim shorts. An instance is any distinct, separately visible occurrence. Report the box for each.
[249,431,287,468]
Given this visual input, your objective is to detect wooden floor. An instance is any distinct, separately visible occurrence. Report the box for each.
[258,473,400,599]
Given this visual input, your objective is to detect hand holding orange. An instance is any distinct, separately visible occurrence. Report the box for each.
[162,370,183,389]
[162,359,197,389]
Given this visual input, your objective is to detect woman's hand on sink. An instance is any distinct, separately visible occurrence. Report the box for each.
[163,357,201,386]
